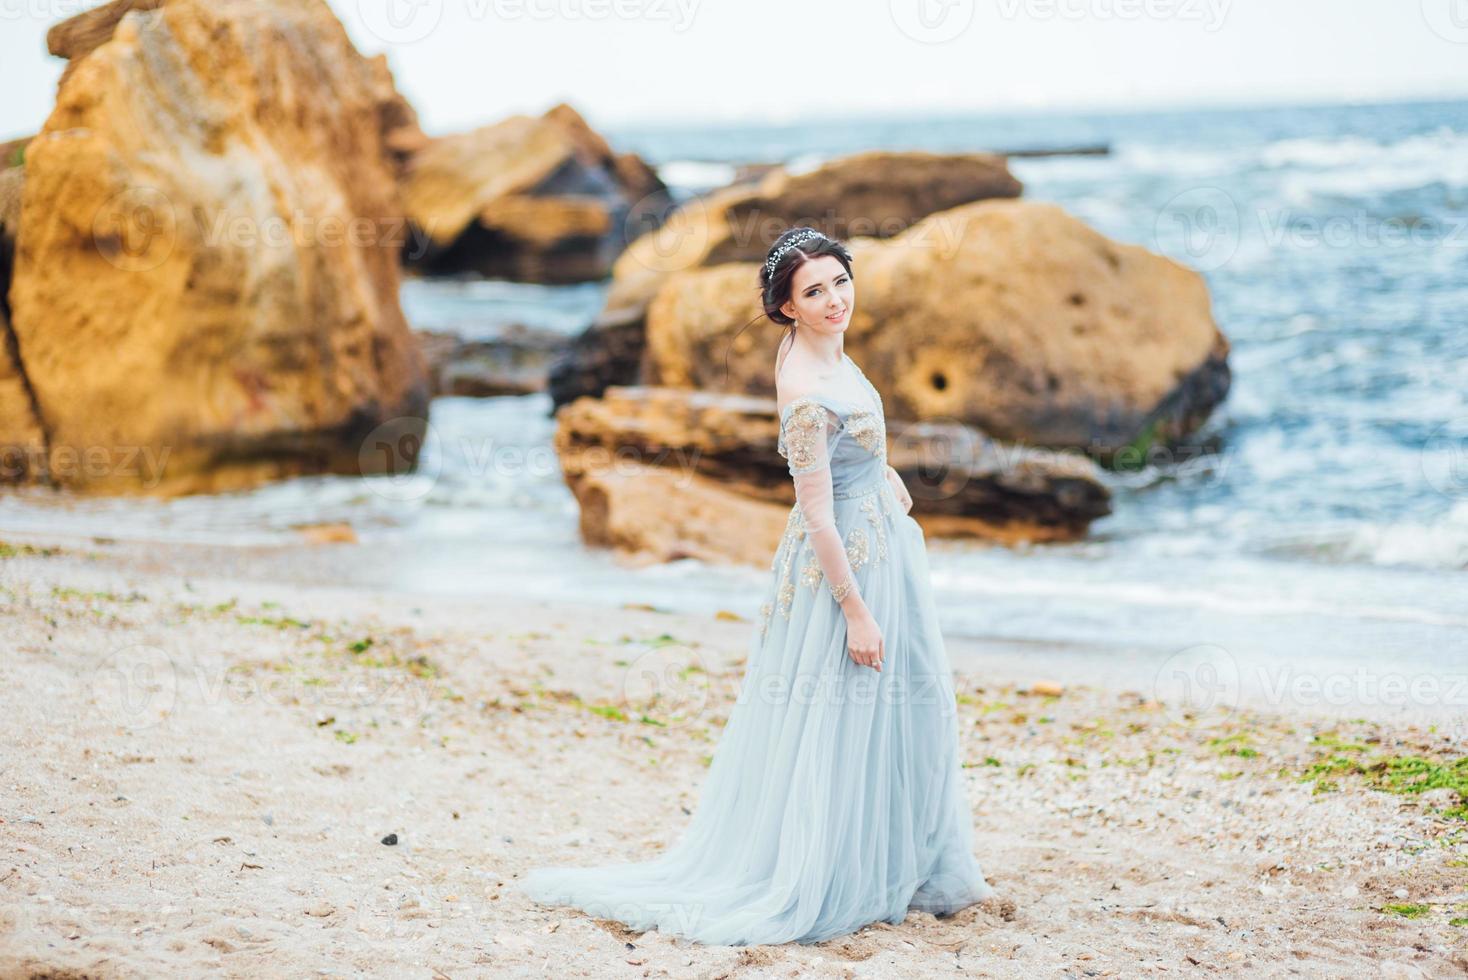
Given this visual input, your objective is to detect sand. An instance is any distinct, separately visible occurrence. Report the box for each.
[1,536,1465,978]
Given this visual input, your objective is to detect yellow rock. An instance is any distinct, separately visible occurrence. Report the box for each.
[296,523,358,545]
[10,0,428,496]
[645,199,1229,456]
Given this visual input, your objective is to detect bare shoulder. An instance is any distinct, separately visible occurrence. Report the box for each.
[775,355,822,417]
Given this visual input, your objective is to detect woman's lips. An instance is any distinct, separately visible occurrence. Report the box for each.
[826,310,846,321]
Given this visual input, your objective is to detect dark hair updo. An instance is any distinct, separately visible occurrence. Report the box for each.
[720,226,856,387]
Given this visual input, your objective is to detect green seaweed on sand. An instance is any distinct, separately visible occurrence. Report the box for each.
[1381,903,1430,919]
[0,540,62,558]
[1300,742,1468,820]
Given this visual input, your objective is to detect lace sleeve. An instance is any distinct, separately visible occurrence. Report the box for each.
[782,398,838,475]
[781,400,860,606]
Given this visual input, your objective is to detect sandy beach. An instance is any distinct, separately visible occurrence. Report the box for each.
[2,0,1464,975]
[1,535,1465,979]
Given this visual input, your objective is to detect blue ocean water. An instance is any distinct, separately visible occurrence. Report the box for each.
[4,98,1465,707]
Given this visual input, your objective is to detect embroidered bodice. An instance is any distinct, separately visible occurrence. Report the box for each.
[776,352,888,495]
[763,352,894,614]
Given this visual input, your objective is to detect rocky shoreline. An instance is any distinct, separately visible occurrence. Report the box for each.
[1,0,1229,560]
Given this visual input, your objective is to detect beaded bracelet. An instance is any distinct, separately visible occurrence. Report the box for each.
[829,572,855,603]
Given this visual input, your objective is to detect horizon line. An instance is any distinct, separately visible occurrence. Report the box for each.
[5,85,1464,147]
[588,86,1468,134]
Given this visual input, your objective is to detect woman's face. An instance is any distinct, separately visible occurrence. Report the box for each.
[780,254,855,334]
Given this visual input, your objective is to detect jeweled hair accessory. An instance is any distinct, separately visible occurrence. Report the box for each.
[764,230,826,277]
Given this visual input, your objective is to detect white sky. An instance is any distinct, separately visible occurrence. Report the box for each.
[2,0,1466,141]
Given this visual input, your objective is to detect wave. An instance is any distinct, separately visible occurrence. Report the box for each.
[932,553,1468,629]
[1286,501,1468,572]
[1137,128,1468,200]
[656,159,741,194]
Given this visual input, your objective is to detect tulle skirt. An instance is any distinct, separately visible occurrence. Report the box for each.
[516,478,995,946]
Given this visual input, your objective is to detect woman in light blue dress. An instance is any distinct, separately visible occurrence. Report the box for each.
[516,227,996,946]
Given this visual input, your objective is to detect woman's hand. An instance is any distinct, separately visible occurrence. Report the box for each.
[844,606,884,671]
[885,465,913,515]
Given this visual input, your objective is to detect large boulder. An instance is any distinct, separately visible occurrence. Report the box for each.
[548,151,1023,409]
[367,54,430,180]
[415,325,568,398]
[0,166,46,486]
[401,103,673,283]
[642,199,1230,460]
[553,387,784,566]
[559,458,785,568]
[9,0,429,495]
[46,0,164,60]
[553,386,1109,564]
[0,139,28,169]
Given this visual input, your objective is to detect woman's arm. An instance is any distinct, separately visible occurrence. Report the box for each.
[884,465,913,514]
[786,400,868,615]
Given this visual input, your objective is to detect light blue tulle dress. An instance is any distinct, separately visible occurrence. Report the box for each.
[517,353,995,946]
